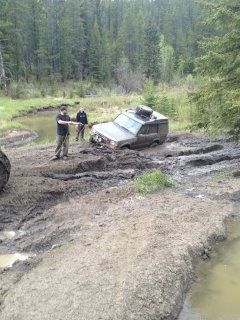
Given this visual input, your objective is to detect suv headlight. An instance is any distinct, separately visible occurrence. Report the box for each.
[110,140,118,147]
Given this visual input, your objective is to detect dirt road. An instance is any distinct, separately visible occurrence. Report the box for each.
[0,135,239,319]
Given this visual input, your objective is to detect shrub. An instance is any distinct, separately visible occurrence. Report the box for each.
[134,169,174,194]
[156,95,177,119]
[141,78,158,107]
[77,81,85,98]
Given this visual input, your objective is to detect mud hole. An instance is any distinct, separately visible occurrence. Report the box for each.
[0,133,239,319]
[0,145,157,253]
[0,134,239,254]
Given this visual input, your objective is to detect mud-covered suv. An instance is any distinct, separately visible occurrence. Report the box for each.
[90,106,169,149]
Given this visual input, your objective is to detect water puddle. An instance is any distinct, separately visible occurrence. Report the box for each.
[0,231,16,241]
[18,111,60,144]
[0,230,25,241]
[17,107,103,145]
[179,221,240,320]
[0,253,29,268]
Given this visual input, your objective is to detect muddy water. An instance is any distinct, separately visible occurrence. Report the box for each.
[0,253,29,268]
[179,221,240,320]
[19,108,92,144]
[0,231,16,241]
[19,111,63,144]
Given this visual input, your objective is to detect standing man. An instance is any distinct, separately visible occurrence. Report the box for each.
[52,106,76,160]
[75,106,88,141]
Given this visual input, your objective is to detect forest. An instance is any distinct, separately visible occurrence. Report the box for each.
[0,0,239,135]
[0,0,202,84]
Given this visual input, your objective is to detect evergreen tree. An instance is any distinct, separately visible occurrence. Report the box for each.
[59,0,73,81]
[88,18,102,82]
[0,0,204,85]
[159,35,175,83]
[191,0,240,136]
[69,0,85,80]
[5,0,27,80]
[141,78,158,107]
[143,22,160,83]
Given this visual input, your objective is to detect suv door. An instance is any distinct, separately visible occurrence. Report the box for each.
[133,124,158,148]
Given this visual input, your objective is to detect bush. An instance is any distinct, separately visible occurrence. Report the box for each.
[77,81,85,98]
[134,169,174,194]
[156,95,177,119]
[141,78,158,107]
[7,82,42,99]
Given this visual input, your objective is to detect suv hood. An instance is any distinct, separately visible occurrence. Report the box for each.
[93,122,135,142]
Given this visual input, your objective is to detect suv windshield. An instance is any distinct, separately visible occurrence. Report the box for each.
[114,114,142,135]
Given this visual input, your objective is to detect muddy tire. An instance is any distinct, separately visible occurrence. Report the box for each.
[150,140,160,148]
[121,145,130,150]
[0,150,11,191]
[89,136,94,144]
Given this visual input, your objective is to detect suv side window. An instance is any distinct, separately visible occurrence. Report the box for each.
[149,124,158,134]
[138,125,149,135]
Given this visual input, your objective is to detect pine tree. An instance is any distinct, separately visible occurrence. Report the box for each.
[191,0,240,136]
[5,0,28,80]
[69,0,85,80]
[159,35,175,83]
[0,0,204,86]
[141,78,158,108]
[143,22,160,83]
[88,18,102,82]
[59,0,73,81]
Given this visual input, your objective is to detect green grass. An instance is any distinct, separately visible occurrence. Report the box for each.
[134,169,174,194]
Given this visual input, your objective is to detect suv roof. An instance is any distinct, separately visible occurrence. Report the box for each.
[122,109,168,125]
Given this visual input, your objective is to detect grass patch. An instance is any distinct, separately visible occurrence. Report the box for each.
[134,169,174,194]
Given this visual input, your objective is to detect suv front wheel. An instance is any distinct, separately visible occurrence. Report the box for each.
[150,140,160,148]
[120,145,130,150]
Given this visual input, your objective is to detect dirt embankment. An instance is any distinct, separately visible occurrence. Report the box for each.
[0,134,239,320]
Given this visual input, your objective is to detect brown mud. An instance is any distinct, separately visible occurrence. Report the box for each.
[0,130,38,147]
[0,133,239,319]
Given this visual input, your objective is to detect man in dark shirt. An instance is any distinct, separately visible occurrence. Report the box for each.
[52,106,76,160]
[75,106,88,141]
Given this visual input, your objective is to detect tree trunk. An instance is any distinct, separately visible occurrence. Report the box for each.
[0,44,7,91]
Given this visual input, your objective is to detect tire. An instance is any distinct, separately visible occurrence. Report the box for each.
[121,145,130,150]
[135,106,153,118]
[150,140,160,148]
[0,150,11,191]
[89,136,94,143]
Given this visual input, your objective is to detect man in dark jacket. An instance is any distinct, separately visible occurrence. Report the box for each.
[52,106,77,160]
[75,106,88,141]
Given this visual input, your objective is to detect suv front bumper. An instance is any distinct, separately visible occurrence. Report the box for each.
[90,134,118,149]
